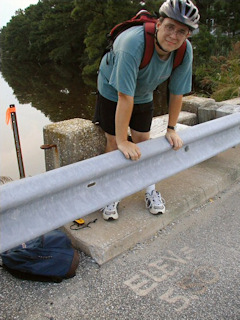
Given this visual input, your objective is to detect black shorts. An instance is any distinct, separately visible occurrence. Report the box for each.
[93,93,154,136]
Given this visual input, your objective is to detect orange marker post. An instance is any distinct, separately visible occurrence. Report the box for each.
[6,104,25,179]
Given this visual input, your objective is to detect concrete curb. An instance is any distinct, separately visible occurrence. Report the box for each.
[56,96,240,265]
[63,145,240,265]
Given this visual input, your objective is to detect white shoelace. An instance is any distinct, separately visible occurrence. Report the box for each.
[101,201,119,212]
[146,191,165,207]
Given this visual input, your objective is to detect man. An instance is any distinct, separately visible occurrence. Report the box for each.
[94,0,200,220]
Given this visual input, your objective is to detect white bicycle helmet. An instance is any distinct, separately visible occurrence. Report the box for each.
[159,0,200,30]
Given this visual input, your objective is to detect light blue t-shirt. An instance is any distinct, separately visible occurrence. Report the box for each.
[98,26,193,104]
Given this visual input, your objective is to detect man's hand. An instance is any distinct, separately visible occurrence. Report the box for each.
[118,140,141,160]
[165,130,183,151]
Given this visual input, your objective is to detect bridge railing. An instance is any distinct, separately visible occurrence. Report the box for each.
[1,113,240,253]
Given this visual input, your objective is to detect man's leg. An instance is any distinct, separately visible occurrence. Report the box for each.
[130,129,166,215]
[105,132,118,153]
[100,133,121,221]
[93,94,120,220]
[130,129,150,143]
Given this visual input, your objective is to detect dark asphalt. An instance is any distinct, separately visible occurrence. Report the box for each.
[1,179,239,320]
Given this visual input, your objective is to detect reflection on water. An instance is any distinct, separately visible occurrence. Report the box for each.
[1,60,168,180]
[1,60,168,123]
[1,60,98,123]
[0,74,52,180]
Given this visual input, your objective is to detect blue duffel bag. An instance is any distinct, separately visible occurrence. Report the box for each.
[1,230,79,282]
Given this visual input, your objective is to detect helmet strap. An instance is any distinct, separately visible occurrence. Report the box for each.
[155,29,169,53]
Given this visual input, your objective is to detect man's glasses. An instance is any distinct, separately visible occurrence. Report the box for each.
[163,23,189,39]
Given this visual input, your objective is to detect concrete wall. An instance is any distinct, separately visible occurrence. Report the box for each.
[182,96,240,123]
[43,118,106,171]
[43,96,240,171]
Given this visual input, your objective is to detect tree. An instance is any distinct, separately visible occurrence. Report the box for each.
[1,0,239,99]
[191,1,240,97]
[0,11,31,61]
[0,0,85,64]
[38,0,85,64]
[210,0,240,36]
[72,0,162,76]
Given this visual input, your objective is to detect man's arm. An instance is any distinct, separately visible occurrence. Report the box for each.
[165,93,183,151]
[115,92,141,160]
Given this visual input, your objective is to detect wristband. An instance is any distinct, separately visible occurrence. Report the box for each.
[167,125,175,130]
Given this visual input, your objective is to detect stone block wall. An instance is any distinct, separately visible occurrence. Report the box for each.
[182,96,240,123]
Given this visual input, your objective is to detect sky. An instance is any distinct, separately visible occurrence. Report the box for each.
[0,0,39,28]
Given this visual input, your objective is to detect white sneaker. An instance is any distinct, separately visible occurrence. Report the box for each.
[101,201,119,220]
[145,190,165,215]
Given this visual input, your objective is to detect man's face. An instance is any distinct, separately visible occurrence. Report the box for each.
[156,18,190,52]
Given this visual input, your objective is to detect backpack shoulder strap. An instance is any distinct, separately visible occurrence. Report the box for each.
[106,11,156,70]
[173,40,187,71]
[109,10,155,43]
[139,21,156,69]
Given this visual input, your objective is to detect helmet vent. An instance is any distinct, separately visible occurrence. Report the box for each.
[159,0,200,30]
[179,1,183,13]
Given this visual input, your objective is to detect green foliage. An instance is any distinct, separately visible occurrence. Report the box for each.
[39,0,85,64]
[191,1,240,98]
[0,0,162,70]
[196,0,240,34]
[211,42,240,101]
[0,11,31,61]
[0,0,85,64]
[194,42,240,101]
[192,0,240,65]
[0,0,239,100]
[191,25,216,67]
[73,0,161,76]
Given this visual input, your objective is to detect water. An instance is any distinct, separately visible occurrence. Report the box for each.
[0,75,52,180]
[0,61,168,181]
[0,62,97,181]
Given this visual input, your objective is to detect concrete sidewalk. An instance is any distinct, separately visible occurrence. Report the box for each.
[63,144,240,265]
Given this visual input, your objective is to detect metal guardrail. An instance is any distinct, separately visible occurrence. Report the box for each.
[1,113,240,253]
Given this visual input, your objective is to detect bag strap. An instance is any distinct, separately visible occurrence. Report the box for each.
[173,40,187,70]
[139,22,156,69]
[109,10,155,42]
[109,11,186,71]
[140,24,187,70]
